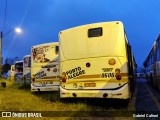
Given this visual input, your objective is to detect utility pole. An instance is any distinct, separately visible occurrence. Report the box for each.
[0,32,3,77]
[0,28,22,78]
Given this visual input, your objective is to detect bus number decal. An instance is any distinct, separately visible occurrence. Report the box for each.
[101,68,114,78]
[101,73,114,78]
[66,67,85,79]
[102,68,113,72]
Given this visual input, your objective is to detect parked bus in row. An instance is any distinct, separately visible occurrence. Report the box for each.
[14,61,23,83]
[143,34,160,89]
[23,55,31,84]
[10,65,15,81]
[59,21,136,100]
[31,42,60,92]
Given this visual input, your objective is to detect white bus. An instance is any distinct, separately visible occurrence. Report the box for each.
[23,55,31,84]
[31,42,60,92]
[59,21,136,100]
[10,65,15,81]
[14,61,23,83]
[143,34,160,89]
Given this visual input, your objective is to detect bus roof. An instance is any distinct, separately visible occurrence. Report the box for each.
[15,61,23,64]
[23,55,31,58]
[60,21,123,32]
[32,42,58,48]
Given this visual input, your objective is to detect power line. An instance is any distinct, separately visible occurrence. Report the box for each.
[2,0,8,32]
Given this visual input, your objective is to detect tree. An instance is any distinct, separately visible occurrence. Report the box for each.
[2,63,11,74]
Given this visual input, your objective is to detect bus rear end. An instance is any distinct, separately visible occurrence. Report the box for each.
[14,61,23,83]
[59,21,131,99]
[23,55,31,84]
[31,42,60,92]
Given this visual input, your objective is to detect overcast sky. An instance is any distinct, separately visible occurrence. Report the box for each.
[0,0,160,67]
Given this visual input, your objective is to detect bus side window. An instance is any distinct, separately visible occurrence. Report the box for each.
[127,44,133,76]
[16,68,19,72]
[55,46,59,54]
[88,27,102,37]
[28,57,31,67]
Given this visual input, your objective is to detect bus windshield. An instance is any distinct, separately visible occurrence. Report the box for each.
[24,56,31,67]
[15,62,23,73]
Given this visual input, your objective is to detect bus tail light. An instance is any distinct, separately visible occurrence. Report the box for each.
[61,72,67,83]
[62,78,66,83]
[115,68,122,80]
[53,68,57,72]
[62,72,66,77]
[103,93,108,98]
[73,83,77,88]
[32,78,35,82]
[72,93,77,97]
[47,68,50,71]
[116,74,122,80]
[115,68,120,73]
[32,75,35,82]
[86,62,91,67]
[108,59,116,65]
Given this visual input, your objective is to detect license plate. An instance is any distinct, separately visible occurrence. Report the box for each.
[45,88,52,90]
[84,83,96,87]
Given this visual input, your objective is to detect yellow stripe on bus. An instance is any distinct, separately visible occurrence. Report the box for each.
[64,78,128,84]
[75,74,101,79]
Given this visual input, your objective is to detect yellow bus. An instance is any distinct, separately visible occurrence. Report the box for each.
[23,55,31,84]
[10,65,15,81]
[31,42,59,92]
[59,21,136,100]
[14,61,23,83]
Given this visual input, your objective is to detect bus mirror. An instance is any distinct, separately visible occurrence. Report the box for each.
[55,46,59,54]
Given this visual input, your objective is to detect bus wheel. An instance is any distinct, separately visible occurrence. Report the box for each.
[150,76,153,87]
[121,99,130,107]
[130,83,135,98]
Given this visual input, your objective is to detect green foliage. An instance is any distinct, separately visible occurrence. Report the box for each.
[0,79,132,120]
[2,63,11,73]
